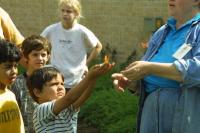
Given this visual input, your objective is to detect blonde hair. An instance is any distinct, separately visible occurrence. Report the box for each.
[58,0,82,20]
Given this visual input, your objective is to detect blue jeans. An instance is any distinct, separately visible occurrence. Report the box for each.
[140,88,181,133]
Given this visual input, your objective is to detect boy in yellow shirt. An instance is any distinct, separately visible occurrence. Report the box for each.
[0,39,25,133]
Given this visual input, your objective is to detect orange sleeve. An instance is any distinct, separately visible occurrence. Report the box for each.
[0,7,24,46]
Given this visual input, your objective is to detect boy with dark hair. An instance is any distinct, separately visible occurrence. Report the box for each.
[11,35,51,133]
[0,39,24,132]
[27,63,113,133]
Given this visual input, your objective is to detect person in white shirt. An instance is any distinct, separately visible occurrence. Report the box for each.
[41,0,102,89]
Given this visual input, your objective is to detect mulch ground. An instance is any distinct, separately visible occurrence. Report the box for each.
[77,119,100,133]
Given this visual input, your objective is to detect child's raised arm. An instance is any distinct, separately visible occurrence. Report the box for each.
[53,63,114,115]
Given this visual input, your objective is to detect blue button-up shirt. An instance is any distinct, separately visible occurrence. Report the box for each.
[142,13,200,92]
[137,13,200,133]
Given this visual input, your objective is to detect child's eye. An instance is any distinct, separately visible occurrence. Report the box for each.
[41,53,47,57]
[52,83,58,86]
[4,65,12,69]
[4,64,18,69]
[66,10,73,13]
[61,9,73,14]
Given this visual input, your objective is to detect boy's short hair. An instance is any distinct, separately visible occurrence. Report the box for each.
[22,35,51,58]
[58,0,82,19]
[0,39,21,64]
[27,66,64,103]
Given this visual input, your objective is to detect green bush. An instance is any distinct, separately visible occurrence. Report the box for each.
[79,64,139,133]
[18,64,26,74]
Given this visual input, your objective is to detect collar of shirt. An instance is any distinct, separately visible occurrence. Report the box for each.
[167,13,200,31]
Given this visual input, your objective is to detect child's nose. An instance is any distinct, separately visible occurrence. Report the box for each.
[58,85,64,91]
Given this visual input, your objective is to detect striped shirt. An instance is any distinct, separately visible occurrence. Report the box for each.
[33,101,77,133]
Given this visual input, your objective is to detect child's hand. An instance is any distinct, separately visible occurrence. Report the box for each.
[111,73,130,92]
[88,63,114,79]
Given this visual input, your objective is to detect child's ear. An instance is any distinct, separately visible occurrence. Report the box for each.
[75,12,79,18]
[33,88,41,98]
[19,55,28,68]
[23,54,29,64]
[25,57,28,64]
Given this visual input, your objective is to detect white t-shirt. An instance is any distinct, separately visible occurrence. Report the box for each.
[41,22,99,88]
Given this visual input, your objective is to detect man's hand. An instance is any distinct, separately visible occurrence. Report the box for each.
[112,73,130,92]
[121,61,150,81]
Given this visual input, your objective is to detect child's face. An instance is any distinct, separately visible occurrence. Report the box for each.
[26,49,49,71]
[0,61,18,87]
[59,5,78,25]
[37,74,66,103]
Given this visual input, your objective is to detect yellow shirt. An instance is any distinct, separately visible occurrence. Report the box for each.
[0,88,25,133]
[0,7,24,46]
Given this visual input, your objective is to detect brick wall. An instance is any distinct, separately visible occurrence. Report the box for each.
[0,0,168,62]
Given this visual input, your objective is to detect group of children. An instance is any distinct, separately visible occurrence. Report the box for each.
[0,0,114,133]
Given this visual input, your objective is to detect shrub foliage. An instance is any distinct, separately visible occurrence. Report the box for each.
[79,64,139,133]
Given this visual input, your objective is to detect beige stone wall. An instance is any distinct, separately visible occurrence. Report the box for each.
[81,0,168,62]
[0,0,168,62]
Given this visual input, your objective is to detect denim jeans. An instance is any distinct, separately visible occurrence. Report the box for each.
[140,88,181,133]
